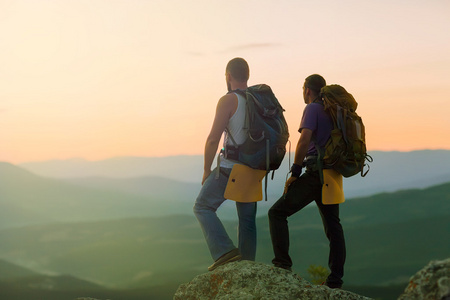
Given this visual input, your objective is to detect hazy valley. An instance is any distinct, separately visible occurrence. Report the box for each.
[0,150,449,299]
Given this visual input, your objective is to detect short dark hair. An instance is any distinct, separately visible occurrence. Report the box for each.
[304,74,326,94]
[226,58,249,82]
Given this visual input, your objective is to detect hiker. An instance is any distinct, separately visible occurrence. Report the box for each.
[193,57,257,271]
[268,74,346,289]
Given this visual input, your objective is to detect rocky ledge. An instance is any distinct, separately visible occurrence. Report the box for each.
[175,258,450,300]
[174,260,372,300]
[75,257,450,299]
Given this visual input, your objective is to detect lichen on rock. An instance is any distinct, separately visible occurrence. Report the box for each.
[174,260,372,300]
[398,258,450,300]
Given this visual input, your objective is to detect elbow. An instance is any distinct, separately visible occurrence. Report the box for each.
[205,136,220,148]
[296,137,309,150]
[298,139,310,149]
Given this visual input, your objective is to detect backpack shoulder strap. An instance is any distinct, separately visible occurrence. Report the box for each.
[225,127,238,147]
[311,136,325,185]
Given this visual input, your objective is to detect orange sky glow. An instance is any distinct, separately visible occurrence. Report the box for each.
[1,0,449,163]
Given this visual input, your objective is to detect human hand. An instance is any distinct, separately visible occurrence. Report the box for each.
[284,176,298,194]
[202,169,212,185]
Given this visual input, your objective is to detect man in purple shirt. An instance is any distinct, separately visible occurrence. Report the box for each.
[268,74,346,289]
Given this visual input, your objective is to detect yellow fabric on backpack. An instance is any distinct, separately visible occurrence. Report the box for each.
[224,164,267,202]
[322,169,345,205]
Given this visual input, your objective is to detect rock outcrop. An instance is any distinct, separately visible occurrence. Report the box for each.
[174,260,372,300]
[76,257,450,300]
[398,258,450,300]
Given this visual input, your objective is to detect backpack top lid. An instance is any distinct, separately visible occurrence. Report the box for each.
[237,84,285,120]
[320,85,358,112]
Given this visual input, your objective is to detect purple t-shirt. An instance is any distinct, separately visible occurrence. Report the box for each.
[299,102,333,155]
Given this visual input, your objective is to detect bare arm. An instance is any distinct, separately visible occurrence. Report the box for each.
[202,94,237,184]
[294,128,313,166]
[284,128,313,193]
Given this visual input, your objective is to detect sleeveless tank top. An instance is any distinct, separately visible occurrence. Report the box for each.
[220,92,247,168]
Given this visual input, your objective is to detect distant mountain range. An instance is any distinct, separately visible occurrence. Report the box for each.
[1,150,450,229]
[0,162,202,229]
[19,150,450,199]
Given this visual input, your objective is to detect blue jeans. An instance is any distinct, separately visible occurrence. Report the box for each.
[193,167,257,261]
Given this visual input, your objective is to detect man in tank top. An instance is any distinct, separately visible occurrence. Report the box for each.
[194,57,257,271]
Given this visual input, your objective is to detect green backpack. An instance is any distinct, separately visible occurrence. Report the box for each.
[319,85,372,178]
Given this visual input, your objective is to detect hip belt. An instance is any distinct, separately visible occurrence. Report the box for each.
[222,145,239,161]
[303,155,320,172]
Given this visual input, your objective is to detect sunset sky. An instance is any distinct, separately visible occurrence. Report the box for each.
[1,0,449,163]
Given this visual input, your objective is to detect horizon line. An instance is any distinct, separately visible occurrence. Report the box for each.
[10,148,450,165]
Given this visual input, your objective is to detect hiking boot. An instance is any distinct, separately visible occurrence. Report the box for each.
[321,281,342,289]
[208,248,242,271]
[273,264,292,272]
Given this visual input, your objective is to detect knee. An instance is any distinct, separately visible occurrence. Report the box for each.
[239,220,256,233]
[268,207,275,218]
[193,201,204,217]
[193,200,215,217]
[192,202,205,216]
[193,203,198,215]
[268,206,284,221]
[323,224,345,241]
